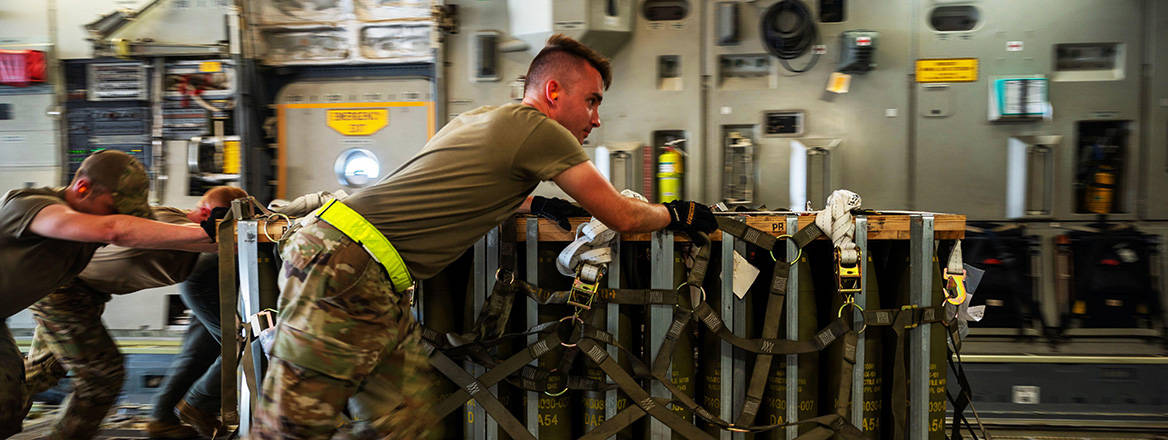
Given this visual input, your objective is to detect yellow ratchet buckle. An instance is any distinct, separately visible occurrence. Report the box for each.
[835,249,862,295]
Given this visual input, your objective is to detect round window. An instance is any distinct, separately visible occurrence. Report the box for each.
[334,148,381,188]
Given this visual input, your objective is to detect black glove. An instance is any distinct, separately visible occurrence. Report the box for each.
[665,200,717,238]
[200,207,230,241]
[530,196,590,230]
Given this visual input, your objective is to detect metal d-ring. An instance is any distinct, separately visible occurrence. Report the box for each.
[262,212,292,243]
[495,267,515,285]
[675,282,707,305]
[543,368,571,397]
[837,301,868,335]
[768,234,801,265]
[558,315,584,348]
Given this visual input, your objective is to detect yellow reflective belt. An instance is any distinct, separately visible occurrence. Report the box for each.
[313,199,413,292]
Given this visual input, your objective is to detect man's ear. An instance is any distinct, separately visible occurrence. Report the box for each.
[75,178,91,196]
[545,80,562,104]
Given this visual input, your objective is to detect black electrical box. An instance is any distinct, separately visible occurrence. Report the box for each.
[764,111,804,136]
[820,0,845,22]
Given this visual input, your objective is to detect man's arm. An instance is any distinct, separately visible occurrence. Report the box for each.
[551,161,670,233]
[28,204,217,253]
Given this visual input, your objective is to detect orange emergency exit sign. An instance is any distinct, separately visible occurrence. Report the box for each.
[326,109,389,136]
[915,58,979,82]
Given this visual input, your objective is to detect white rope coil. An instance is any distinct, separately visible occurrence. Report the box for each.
[815,189,862,265]
[556,190,647,278]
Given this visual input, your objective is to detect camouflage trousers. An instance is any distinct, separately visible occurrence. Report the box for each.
[1,322,26,438]
[24,283,124,440]
[252,219,440,440]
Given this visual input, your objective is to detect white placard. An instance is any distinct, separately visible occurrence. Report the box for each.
[730,250,760,299]
[1011,385,1040,404]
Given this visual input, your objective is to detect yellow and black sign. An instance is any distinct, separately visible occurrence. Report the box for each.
[326,109,389,136]
[915,58,978,82]
[198,61,222,73]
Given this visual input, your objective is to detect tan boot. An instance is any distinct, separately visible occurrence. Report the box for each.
[146,419,200,439]
[176,399,226,439]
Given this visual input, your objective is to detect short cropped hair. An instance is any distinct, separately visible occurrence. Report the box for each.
[200,186,249,209]
[523,34,612,95]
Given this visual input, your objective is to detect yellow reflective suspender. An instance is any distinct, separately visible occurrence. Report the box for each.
[313,199,414,292]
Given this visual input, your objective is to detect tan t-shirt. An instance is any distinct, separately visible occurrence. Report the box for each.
[343,103,589,279]
[77,206,201,295]
[0,188,102,317]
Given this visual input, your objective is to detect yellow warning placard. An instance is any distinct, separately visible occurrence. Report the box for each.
[198,61,222,73]
[326,109,389,136]
[915,58,978,82]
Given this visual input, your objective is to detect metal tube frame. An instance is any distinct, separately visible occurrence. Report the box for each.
[909,215,934,440]
[785,215,799,440]
[466,236,487,440]
[485,228,501,437]
[720,229,736,440]
[649,230,674,438]
[851,216,869,428]
[525,219,540,436]
[235,220,262,433]
[605,238,621,437]
[731,216,748,440]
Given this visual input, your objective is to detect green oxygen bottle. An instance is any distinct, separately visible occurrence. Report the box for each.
[927,256,949,440]
[536,247,572,439]
[617,242,648,439]
[582,303,608,434]
[670,249,698,440]
[764,248,819,439]
[890,247,949,440]
[860,251,884,439]
[818,245,882,439]
[697,244,724,436]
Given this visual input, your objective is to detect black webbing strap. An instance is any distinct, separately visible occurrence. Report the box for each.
[513,279,678,306]
[716,216,778,251]
[578,338,718,440]
[735,256,790,427]
[948,354,973,440]
[429,330,561,418]
[879,305,946,440]
[426,347,535,440]
[508,364,616,393]
[889,309,912,440]
[576,399,652,440]
[833,331,859,418]
[590,329,864,436]
[650,308,694,378]
[791,222,824,248]
[946,326,985,440]
[472,274,518,341]
[239,324,259,413]
[692,303,850,354]
[716,217,824,251]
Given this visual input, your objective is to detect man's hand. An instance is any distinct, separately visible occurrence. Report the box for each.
[664,200,717,240]
[530,196,590,230]
[200,207,230,241]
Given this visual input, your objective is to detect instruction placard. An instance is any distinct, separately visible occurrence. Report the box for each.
[326,109,389,136]
[915,58,978,82]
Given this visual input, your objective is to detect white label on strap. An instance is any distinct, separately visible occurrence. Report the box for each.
[729,249,760,300]
[1012,385,1040,404]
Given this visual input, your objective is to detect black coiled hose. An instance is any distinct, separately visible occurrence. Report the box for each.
[760,0,821,73]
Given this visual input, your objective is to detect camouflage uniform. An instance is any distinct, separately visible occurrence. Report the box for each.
[22,283,124,440]
[1,322,26,438]
[252,219,440,440]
